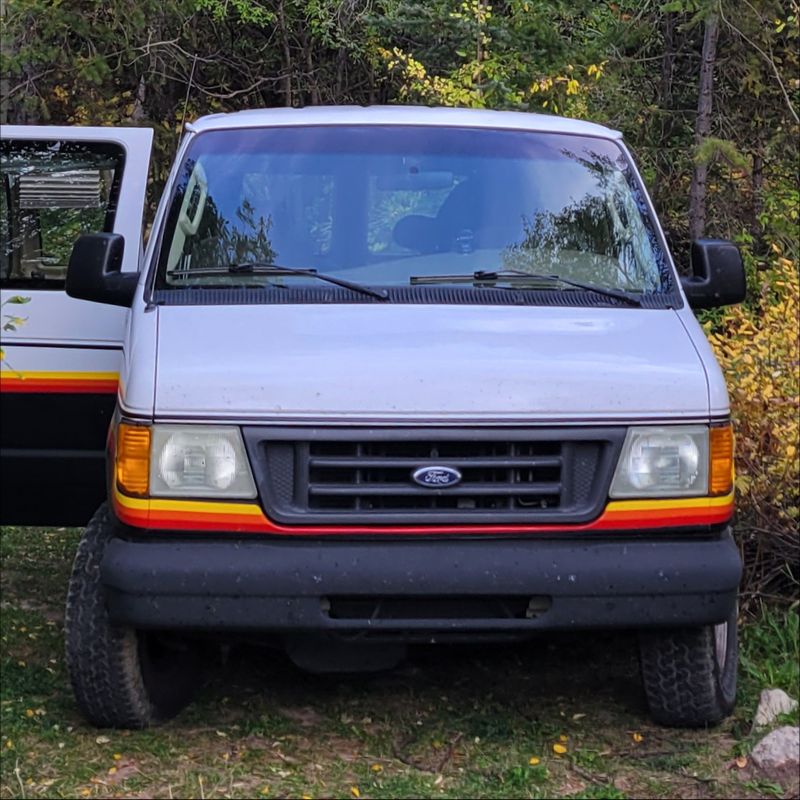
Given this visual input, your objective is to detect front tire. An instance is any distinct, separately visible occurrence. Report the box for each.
[65,504,202,728]
[639,607,738,727]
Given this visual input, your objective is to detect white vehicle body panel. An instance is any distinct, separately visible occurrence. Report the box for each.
[151,304,711,423]
[186,105,622,139]
[674,305,731,417]
[1,125,152,525]
[0,125,153,346]
[120,301,159,418]
[0,343,122,379]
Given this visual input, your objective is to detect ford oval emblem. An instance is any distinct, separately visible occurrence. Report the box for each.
[412,465,463,488]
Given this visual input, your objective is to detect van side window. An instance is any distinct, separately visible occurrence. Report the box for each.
[0,140,124,290]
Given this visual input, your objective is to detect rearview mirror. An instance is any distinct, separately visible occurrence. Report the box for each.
[66,233,137,307]
[681,239,746,309]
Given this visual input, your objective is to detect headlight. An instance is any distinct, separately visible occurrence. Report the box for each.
[149,425,256,498]
[610,426,709,498]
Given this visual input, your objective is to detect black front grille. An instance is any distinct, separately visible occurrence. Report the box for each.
[307,440,563,512]
[243,427,625,526]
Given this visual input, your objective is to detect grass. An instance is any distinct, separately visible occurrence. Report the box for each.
[1,525,798,800]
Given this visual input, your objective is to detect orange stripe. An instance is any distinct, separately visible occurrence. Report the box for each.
[603,506,732,523]
[113,488,734,536]
[0,374,118,394]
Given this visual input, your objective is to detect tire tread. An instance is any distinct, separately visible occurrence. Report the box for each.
[639,615,737,728]
[65,504,187,728]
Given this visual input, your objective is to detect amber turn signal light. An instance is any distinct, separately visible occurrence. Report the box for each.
[116,423,151,496]
[709,424,734,496]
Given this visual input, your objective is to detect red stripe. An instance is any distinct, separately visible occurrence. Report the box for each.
[603,507,733,525]
[115,496,733,536]
[0,380,118,394]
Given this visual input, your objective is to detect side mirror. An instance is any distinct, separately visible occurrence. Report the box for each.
[681,239,746,309]
[66,233,137,307]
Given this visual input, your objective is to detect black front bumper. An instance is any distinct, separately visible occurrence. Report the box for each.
[101,529,741,636]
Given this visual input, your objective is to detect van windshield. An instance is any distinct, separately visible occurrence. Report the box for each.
[154,125,671,298]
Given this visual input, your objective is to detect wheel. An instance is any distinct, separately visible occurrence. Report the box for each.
[638,606,738,727]
[65,503,202,728]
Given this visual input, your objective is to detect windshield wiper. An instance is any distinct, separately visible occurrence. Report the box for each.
[167,262,389,301]
[410,269,643,307]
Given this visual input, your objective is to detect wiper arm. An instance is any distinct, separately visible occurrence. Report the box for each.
[167,262,389,301]
[410,269,642,307]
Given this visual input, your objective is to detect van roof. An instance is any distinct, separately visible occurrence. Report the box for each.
[187,105,622,140]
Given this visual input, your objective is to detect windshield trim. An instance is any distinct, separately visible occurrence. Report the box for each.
[152,282,680,309]
[145,125,681,308]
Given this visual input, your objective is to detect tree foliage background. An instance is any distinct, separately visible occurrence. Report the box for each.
[1,0,798,603]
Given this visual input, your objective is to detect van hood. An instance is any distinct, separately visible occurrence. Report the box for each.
[154,304,709,422]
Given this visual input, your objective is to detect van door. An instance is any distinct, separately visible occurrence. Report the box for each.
[1,126,153,525]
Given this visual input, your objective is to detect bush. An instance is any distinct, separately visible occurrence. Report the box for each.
[705,252,799,606]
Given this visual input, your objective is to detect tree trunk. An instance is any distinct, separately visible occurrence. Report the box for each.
[130,74,147,122]
[277,0,293,107]
[0,0,9,124]
[658,11,676,139]
[750,134,765,247]
[688,14,719,241]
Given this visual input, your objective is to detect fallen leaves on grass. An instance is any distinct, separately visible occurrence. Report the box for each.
[631,732,644,744]
[553,743,568,755]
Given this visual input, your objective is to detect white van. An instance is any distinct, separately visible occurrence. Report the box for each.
[0,107,745,729]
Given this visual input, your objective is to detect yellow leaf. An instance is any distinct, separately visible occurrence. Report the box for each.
[108,767,117,775]
[351,787,361,798]
[371,763,383,772]
[528,756,541,765]
[260,787,270,797]
[553,743,567,755]
[632,732,644,743]
[735,755,748,769]
[559,734,569,742]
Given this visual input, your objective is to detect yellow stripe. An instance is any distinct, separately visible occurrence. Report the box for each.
[115,489,262,516]
[605,493,733,513]
[150,497,264,516]
[0,370,119,381]
[116,488,734,518]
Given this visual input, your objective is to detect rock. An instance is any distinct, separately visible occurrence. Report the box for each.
[751,725,800,771]
[753,688,799,729]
